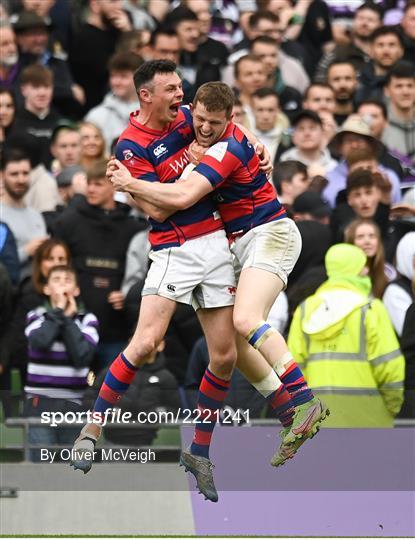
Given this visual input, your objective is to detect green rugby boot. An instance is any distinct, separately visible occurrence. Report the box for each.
[284,397,330,445]
[270,426,307,467]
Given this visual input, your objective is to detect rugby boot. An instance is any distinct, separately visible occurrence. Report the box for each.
[284,397,330,444]
[180,448,218,502]
[70,425,101,474]
[270,426,306,467]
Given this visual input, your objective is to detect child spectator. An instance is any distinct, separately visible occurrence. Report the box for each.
[24,265,99,460]
[8,238,72,386]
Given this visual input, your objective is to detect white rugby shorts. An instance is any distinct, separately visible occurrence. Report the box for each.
[143,230,236,309]
[231,218,302,287]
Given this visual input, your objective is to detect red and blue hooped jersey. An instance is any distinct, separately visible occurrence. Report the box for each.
[115,107,223,250]
[194,123,286,238]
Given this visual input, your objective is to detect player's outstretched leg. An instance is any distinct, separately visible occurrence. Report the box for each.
[71,295,176,473]
[181,307,236,502]
[70,352,138,473]
[234,267,329,459]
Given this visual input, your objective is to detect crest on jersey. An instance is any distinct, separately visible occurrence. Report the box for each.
[205,142,228,162]
[123,149,134,161]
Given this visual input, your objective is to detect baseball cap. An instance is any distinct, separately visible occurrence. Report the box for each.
[292,109,323,128]
[292,191,331,218]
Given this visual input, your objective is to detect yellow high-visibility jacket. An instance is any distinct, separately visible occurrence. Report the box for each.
[288,284,404,427]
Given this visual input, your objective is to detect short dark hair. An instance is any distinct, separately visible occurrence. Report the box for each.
[250,35,278,49]
[1,147,30,170]
[252,87,279,100]
[357,99,388,120]
[47,265,78,285]
[149,26,178,46]
[370,26,404,47]
[303,83,334,101]
[356,1,383,19]
[164,6,198,28]
[108,51,143,73]
[273,160,307,191]
[386,61,415,85]
[234,54,262,80]
[346,147,377,168]
[249,10,279,29]
[20,64,53,87]
[51,124,79,145]
[327,60,357,74]
[133,59,177,91]
[346,168,375,194]
[193,82,235,119]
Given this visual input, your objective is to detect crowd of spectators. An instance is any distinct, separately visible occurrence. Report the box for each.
[0,0,414,451]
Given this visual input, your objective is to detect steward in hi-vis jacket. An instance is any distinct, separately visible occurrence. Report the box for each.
[288,243,404,427]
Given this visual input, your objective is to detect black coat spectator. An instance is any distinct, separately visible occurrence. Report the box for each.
[69,0,133,113]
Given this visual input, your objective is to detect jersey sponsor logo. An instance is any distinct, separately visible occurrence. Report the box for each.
[205,142,228,162]
[169,149,190,174]
[167,284,176,292]
[123,149,134,161]
[153,143,168,158]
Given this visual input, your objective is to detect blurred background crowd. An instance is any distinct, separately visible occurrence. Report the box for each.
[0,0,414,457]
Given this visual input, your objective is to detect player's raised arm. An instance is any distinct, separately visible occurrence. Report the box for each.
[109,159,214,211]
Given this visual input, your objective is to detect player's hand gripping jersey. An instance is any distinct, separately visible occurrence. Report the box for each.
[115,107,223,250]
